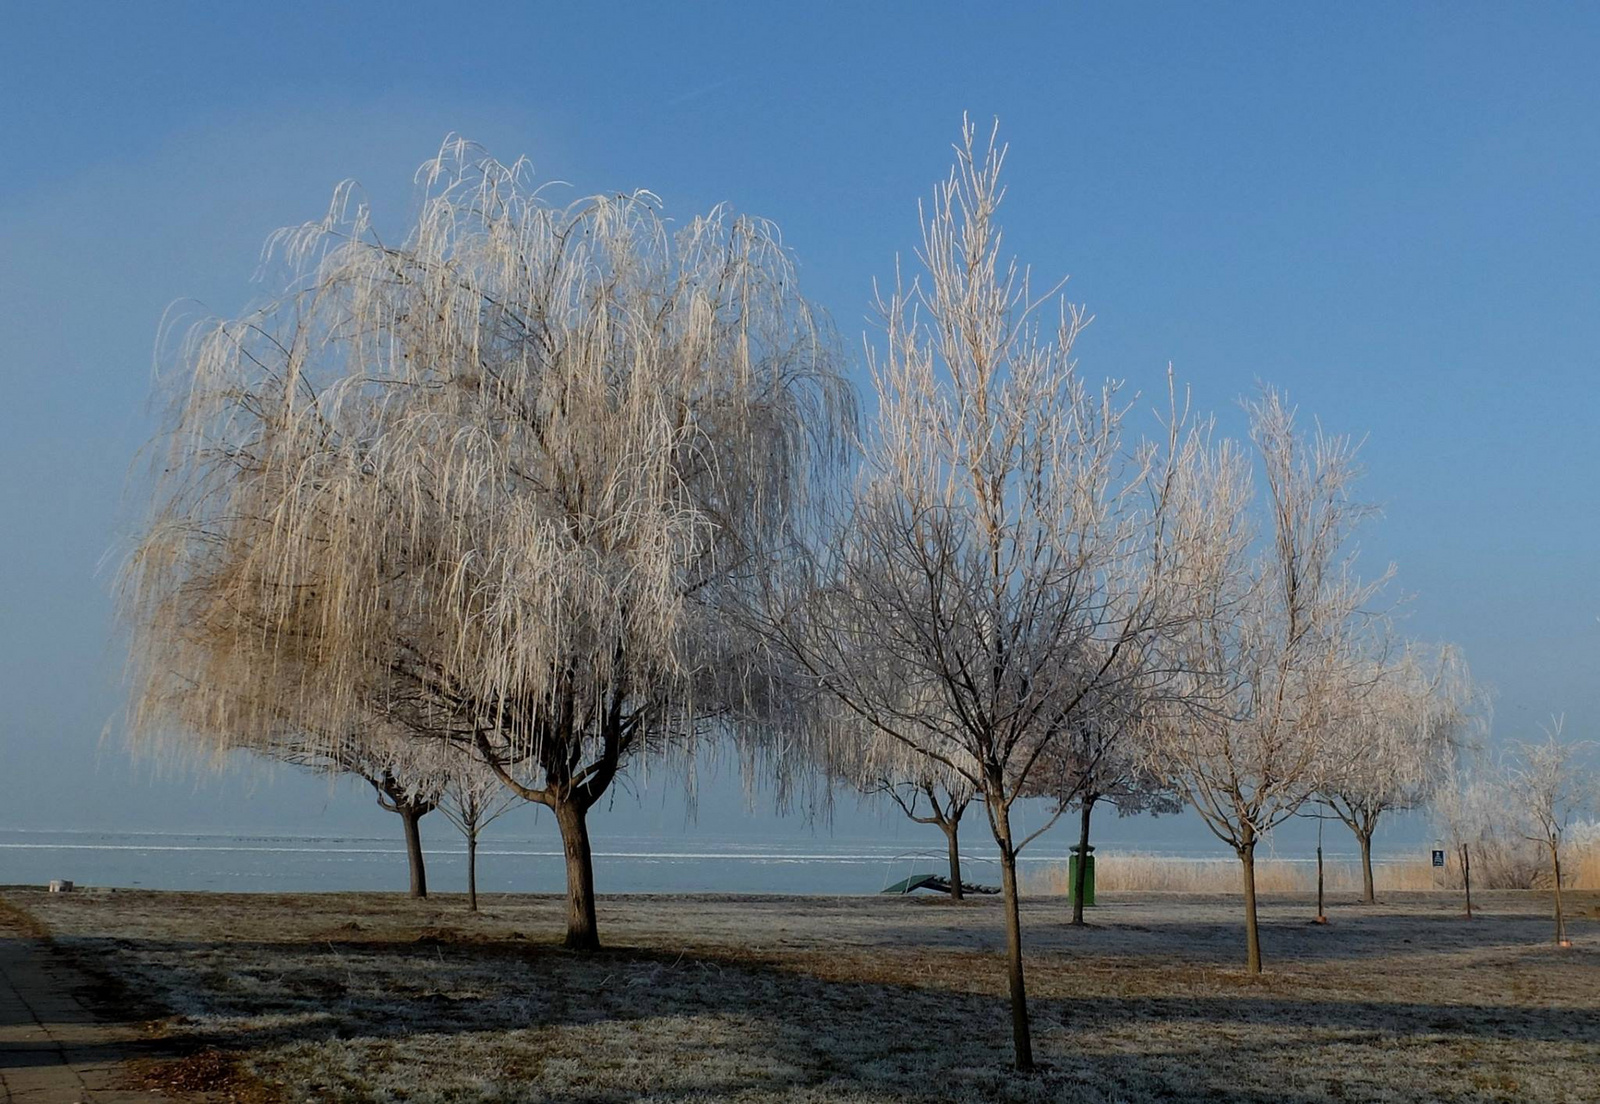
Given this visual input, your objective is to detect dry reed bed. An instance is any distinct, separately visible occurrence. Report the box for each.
[8,888,1599,1104]
[1030,842,1600,896]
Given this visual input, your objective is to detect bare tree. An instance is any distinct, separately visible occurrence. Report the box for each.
[1319,644,1477,903]
[1433,760,1496,919]
[437,758,520,912]
[769,119,1200,1072]
[120,138,851,950]
[1150,389,1388,974]
[174,685,452,899]
[1047,713,1182,926]
[1507,722,1595,946]
[366,763,443,899]
[854,738,979,901]
[1448,772,1546,890]
[261,724,448,897]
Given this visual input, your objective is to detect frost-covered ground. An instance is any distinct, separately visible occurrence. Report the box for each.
[9,888,1598,1103]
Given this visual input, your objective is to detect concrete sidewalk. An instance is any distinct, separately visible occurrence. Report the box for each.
[0,914,172,1103]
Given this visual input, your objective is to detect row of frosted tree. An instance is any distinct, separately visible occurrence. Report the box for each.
[120,122,1593,1072]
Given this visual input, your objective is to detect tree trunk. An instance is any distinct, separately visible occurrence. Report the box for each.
[1357,829,1375,904]
[1071,797,1095,927]
[467,831,479,913]
[991,801,1033,1073]
[1240,835,1262,974]
[1460,843,1472,920]
[944,822,964,901]
[554,797,600,950]
[1315,839,1325,921]
[401,805,428,899]
[1551,843,1567,945]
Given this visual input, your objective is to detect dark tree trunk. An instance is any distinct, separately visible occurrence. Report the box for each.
[1357,829,1375,904]
[1460,843,1473,920]
[1071,796,1095,926]
[1315,839,1325,922]
[1551,843,1567,945]
[944,822,964,901]
[554,797,599,950]
[991,800,1033,1073]
[1240,833,1262,974]
[401,805,428,899]
[467,831,479,913]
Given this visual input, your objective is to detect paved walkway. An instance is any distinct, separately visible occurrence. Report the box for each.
[0,915,172,1103]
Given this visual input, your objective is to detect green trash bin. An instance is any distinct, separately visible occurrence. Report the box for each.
[1068,846,1095,907]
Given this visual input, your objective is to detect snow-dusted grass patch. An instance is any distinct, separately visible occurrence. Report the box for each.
[12,888,1599,1102]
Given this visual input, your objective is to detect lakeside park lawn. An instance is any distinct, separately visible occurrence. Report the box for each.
[5,887,1598,1104]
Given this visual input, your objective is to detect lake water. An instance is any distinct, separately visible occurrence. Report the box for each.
[0,826,1387,896]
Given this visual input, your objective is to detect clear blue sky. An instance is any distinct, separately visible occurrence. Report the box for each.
[2,4,1595,858]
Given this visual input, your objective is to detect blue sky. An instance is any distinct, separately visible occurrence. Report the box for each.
[1,4,1595,861]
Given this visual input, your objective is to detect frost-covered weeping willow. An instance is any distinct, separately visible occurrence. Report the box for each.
[122,138,851,946]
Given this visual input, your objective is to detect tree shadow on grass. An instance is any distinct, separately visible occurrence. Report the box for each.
[866,902,1593,968]
[43,931,1600,1103]
[0,933,251,1099]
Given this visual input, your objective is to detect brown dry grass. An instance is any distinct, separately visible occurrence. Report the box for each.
[1569,842,1600,890]
[7,887,1598,1103]
[1031,842,1600,896]
[0,892,52,937]
[1030,855,1443,895]
[126,1047,270,1103]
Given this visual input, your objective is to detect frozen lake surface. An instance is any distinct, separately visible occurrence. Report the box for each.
[0,825,1395,895]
